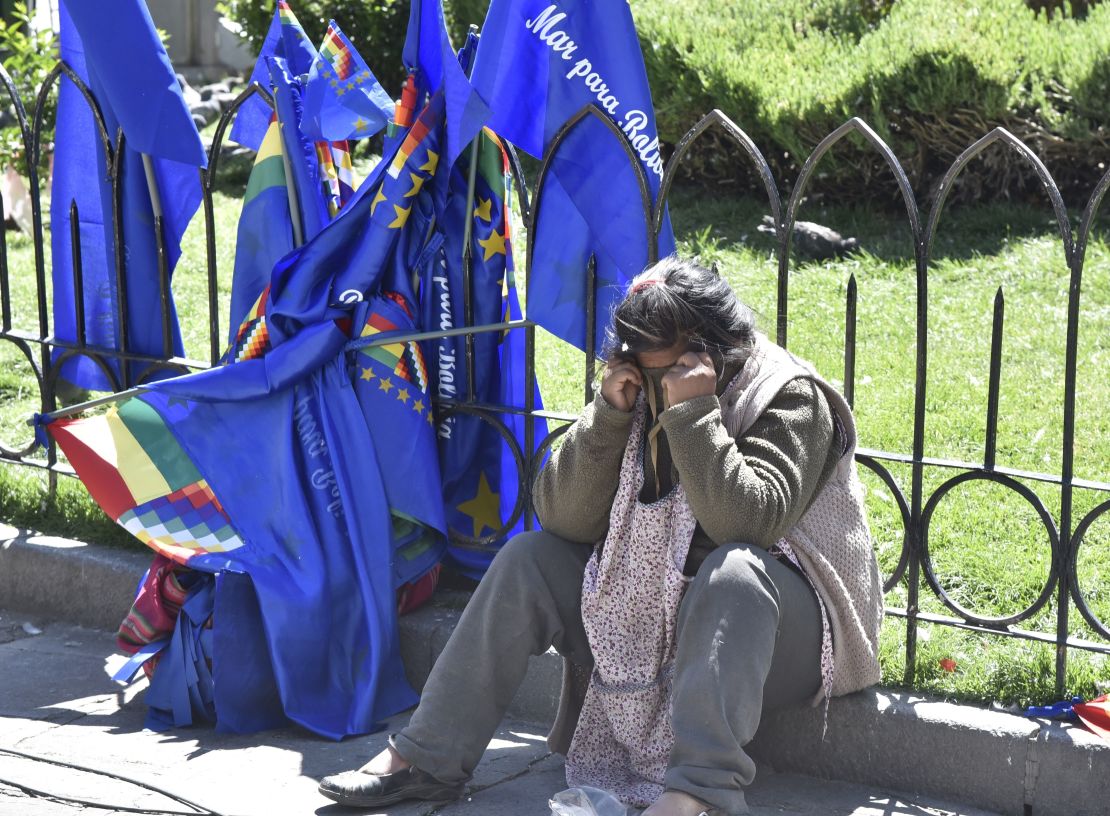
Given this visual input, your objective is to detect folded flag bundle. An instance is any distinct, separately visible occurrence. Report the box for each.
[46,86,455,739]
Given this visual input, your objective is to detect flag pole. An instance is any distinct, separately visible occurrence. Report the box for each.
[459,24,481,402]
[140,154,163,218]
[273,90,306,248]
[32,384,148,423]
[140,153,176,359]
[33,316,538,426]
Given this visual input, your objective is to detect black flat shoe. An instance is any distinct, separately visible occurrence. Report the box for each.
[317,764,465,808]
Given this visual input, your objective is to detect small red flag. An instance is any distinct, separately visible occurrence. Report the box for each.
[1075,694,1110,741]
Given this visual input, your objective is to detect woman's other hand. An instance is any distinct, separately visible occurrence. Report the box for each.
[662,351,716,409]
[600,357,642,412]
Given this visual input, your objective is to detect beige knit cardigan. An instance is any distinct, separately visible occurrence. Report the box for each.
[720,333,883,698]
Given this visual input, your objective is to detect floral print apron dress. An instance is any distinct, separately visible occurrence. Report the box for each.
[565,393,697,807]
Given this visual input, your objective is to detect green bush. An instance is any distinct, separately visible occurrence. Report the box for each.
[446,0,492,42]
[0,2,56,175]
[632,0,1110,203]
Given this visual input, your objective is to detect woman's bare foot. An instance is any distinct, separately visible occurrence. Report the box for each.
[358,744,412,776]
[641,790,711,816]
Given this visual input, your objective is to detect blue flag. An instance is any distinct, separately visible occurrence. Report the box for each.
[227,10,368,346]
[421,124,547,578]
[469,0,675,354]
[302,20,395,142]
[51,0,206,391]
[402,0,490,167]
[230,1,319,151]
[268,56,332,243]
[351,291,447,586]
[146,327,415,737]
[264,93,447,346]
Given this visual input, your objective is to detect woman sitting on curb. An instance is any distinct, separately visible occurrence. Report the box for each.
[319,255,884,816]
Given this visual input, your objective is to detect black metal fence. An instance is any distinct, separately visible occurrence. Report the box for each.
[1,60,1108,698]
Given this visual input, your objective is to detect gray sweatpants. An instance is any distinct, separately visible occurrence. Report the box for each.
[391,530,822,815]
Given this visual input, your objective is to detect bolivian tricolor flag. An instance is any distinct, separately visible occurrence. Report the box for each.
[226,116,293,351]
[242,118,285,206]
[49,398,245,565]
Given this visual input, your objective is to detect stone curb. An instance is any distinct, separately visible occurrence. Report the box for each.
[2,526,1106,816]
[0,525,150,632]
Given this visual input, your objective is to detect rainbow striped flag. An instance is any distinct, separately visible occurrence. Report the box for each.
[50,399,245,566]
[331,140,356,203]
[315,142,342,218]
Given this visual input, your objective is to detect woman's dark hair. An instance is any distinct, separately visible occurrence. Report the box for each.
[605,255,755,369]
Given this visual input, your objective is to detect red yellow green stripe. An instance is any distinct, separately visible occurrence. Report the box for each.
[357,307,429,389]
[243,119,286,206]
[48,399,201,517]
[388,116,431,178]
[359,312,406,369]
[277,1,300,28]
[114,399,202,497]
[50,416,137,520]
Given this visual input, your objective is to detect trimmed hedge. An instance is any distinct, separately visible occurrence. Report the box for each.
[633,0,1110,202]
[219,0,1110,202]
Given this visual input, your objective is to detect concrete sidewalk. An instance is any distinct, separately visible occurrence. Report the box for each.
[2,525,1108,816]
[0,611,1002,816]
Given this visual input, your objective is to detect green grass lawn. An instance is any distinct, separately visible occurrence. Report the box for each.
[1,163,1108,707]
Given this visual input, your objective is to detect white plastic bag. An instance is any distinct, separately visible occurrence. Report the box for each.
[549,786,630,816]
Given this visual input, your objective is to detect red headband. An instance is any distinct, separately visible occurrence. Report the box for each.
[630,277,662,294]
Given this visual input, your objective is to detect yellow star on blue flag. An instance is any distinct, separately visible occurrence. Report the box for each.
[389,204,412,229]
[404,172,427,199]
[370,189,386,215]
[456,472,501,538]
[419,150,439,175]
[477,228,507,261]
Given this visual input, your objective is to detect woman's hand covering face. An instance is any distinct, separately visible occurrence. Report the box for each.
[661,351,716,409]
[600,356,643,413]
